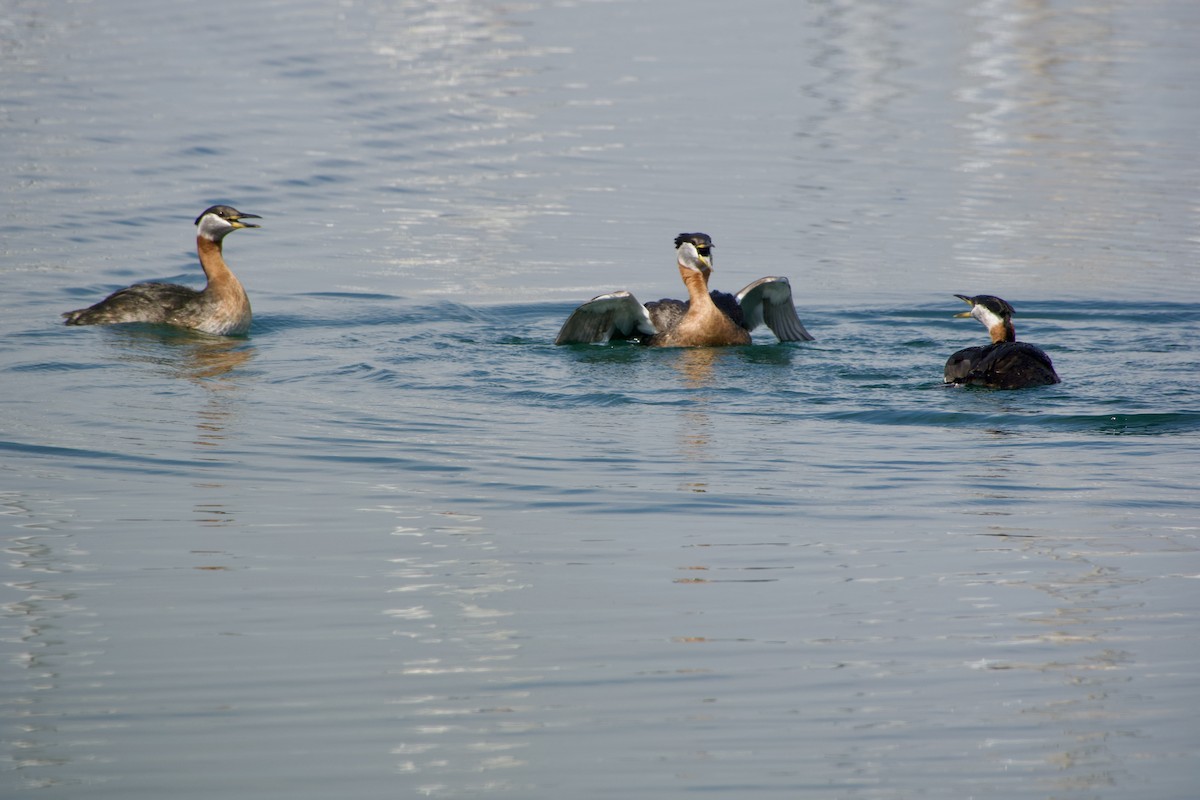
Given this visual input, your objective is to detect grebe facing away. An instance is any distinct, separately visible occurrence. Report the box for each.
[944,294,1060,389]
[63,205,261,335]
[555,233,814,346]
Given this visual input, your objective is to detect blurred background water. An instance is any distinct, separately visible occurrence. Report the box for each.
[2,0,1198,798]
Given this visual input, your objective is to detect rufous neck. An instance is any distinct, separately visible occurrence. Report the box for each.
[679,266,712,307]
[989,321,1016,343]
[197,235,237,289]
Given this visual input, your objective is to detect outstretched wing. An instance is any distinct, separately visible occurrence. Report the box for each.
[555,291,658,345]
[735,277,814,342]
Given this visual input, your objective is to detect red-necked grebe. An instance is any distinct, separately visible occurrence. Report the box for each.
[944,294,1060,389]
[63,205,261,335]
[555,233,814,346]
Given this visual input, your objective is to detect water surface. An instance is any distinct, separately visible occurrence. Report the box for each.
[2,1,1198,798]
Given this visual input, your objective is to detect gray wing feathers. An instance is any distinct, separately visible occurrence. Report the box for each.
[555,291,658,344]
[736,277,814,342]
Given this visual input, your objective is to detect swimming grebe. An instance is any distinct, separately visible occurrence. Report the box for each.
[62,205,261,335]
[555,233,814,346]
[944,294,1060,389]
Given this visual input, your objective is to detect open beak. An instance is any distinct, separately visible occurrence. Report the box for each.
[233,213,262,229]
[953,294,974,317]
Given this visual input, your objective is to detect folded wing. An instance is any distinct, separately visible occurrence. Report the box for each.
[555,291,658,345]
[735,277,814,342]
[946,342,1059,388]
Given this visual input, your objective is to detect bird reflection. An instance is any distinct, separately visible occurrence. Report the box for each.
[168,338,255,526]
[667,347,797,486]
[178,338,255,383]
[672,347,722,389]
[107,330,255,445]
[107,326,255,384]
[669,349,722,484]
[102,328,255,527]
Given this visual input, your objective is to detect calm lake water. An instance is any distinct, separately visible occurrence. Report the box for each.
[2,0,1199,798]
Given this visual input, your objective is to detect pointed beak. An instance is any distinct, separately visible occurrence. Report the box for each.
[953,294,974,317]
[233,213,262,229]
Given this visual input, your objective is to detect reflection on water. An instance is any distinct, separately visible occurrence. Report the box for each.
[178,340,255,384]
[102,327,256,385]
[349,0,578,291]
[953,0,1166,291]
[104,329,256,525]
[180,340,254,526]
[669,348,722,483]
[372,500,533,790]
[1,491,95,791]
[670,347,722,390]
[946,421,1171,793]
[965,524,1148,794]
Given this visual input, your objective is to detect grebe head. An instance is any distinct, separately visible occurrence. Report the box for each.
[954,294,1016,341]
[194,205,262,242]
[674,233,713,260]
[675,240,713,276]
[675,233,713,276]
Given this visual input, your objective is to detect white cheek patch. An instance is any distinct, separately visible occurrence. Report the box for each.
[676,242,707,273]
[196,214,233,240]
[972,305,1005,329]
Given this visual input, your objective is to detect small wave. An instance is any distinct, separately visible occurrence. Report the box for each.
[1067,412,1200,435]
[505,388,638,408]
[7,360,110,373]
[815,408,1200,435]
[254,295,495,334]
[0,438,231,475]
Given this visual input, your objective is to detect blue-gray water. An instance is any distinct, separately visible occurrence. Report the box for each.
[2,1,1198,798]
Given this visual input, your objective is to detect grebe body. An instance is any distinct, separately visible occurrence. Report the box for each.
[944,294,1059,389]
[555,233,813,347]
[63,205,261,335]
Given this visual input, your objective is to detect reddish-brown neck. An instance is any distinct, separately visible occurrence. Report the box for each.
[989,320,1016,344]
[197,235,240,293]
[679,265,712,308]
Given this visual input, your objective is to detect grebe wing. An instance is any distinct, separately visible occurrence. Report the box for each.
[735,277,814,342]
[555,291,658,345]
[62,282,200,326]
[944,345,986,383]
[976,342,1059,388]
[644,297,689,333]
[707,290,746,328]
[946,342,1059,388]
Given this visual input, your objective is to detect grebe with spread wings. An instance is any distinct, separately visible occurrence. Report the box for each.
[555,233,813,346]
